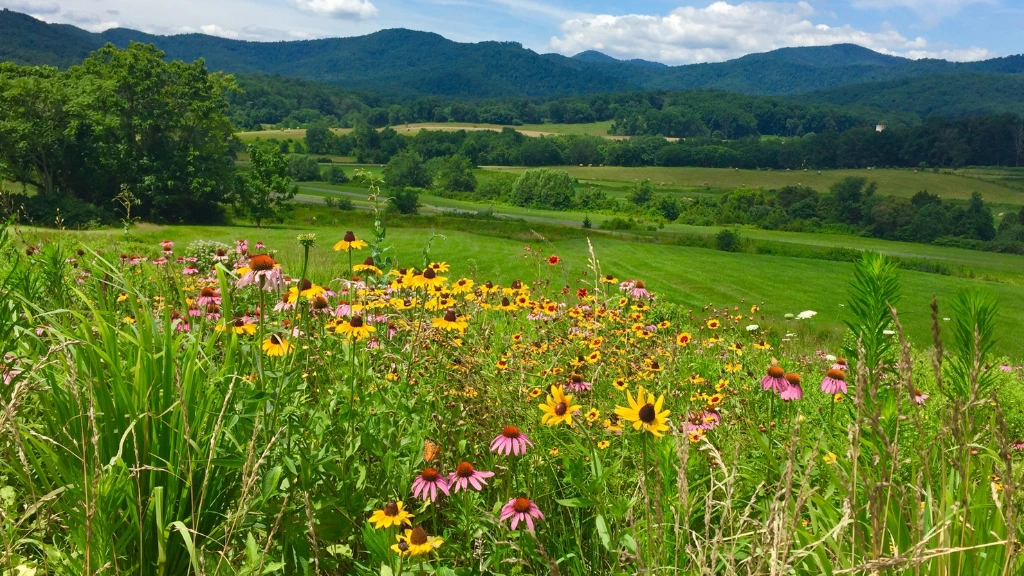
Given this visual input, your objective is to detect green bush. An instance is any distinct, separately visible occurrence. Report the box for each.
[323,166,350,184]
[288,154,323,181]
[715,228,740,251]
[389,187,421,214]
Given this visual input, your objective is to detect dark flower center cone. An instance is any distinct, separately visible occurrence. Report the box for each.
[410,526,428,546]
[350,316,364,328]
[639,403,657,423]
[423,268,436,279]
[555,402,568,416]
[384,502,399,516]
[444,309,457,322]
[513,498,532,513]
[502,425,520,438]
[343,231,356,242]
[420,467,439,481]
[455,461,474,477]
[299,278,312,291]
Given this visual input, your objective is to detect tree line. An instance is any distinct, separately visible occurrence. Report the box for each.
[306,113,1024,170]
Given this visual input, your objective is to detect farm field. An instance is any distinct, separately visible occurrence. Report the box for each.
[294,178,1024,283]
[485,165,1024,205]
[233,121,619,142]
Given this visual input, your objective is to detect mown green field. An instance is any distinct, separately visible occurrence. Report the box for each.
[36,216,1024,358]
[235,127,352,142]
[485,165,1024,205]
[234,121,618,142]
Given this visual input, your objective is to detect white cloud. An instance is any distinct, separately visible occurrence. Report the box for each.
[289,0,377,20]
[0,0,60,15]
[200,23,241,39]
[549,2,992,64]
[60,10,118,31]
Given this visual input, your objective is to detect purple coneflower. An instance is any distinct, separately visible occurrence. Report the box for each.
[160,240,174,251]
[197,287,221,307]
[153,257,168,266]
[564,374,592,392]
[500,497,544,531]
[780,373,803,401]
[831,357,849,372]
[411,467,450,502]
[820,369,848,395]
[682,410,721,433]
[236,254,284,291]
[448,462,494,493]
[1,354,22,386]
[490,425,533,456]
[912,389,929,405]
[182,266,198,276]
[1011,440,1024,451]
[628,280,650,300]
[761,365,788,394]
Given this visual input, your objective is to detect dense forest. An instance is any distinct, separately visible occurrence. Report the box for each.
[4,9,1024,100]
[305,113,1024,169]
[228,74,914,134]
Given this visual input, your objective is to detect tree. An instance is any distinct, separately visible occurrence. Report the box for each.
[389,187,420,214]
[656,196,680,221]
[235,145,295,227]
[429,154,476,192]
[510,169,574,210]
[288,155,322,181]
[323,166,349,184]
[627,179,654,206]
[383,150,430,189]
[305,124,334,155]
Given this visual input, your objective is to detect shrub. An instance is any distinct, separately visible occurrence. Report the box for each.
[389,187,421,214]
[323,196,354,211]
[715,228,741,251]
[288,154,323,181]
[323,166,350,185]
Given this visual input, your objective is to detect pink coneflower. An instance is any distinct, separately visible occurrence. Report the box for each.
[500,497,544,531]
[411,467,450,502]
[183,266,198,276]
[213,249,229,263]
[1011,440,1024,451]
[831,357,849,372]
[274,293,294,312]
[628,280,650,300]
[780,373,803,401]
[205,304,222,321]
[235,240,248,254]
[153,257,168,266]
[255,241,265,250]
[490,425,533,456]
[236,254,283,291]
[197,287,221,306]
[448,462,494,493]
[1000,364,1013,372]
[188,306,202,318]
[160,240,174,252]
[761,365,788,394]
[682,410,721,432]
[912,389,929,405]
[564,374,592,392]
[1,353,22,386]
[820,369,848,395]
[333,302,352,317]
[129,256,145,265]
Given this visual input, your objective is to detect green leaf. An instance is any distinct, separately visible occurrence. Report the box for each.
[556,497,597,508]
[595,514,611,550]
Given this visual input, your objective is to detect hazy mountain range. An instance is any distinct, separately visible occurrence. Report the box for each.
[2,8,1023,117]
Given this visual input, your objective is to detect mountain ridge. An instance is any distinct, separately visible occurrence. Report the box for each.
[2,9,1023,100]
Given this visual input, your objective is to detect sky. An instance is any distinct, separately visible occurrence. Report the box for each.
[4,0,1023,64]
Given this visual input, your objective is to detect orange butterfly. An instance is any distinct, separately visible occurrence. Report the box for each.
[423,439,441,463]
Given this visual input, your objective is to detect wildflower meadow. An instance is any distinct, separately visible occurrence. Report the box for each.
[1,208,1022,575]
